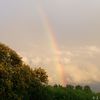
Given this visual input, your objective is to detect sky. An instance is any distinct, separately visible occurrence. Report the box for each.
[0,0,100,91]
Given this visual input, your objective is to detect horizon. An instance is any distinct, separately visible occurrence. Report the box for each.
[0,0,100,91]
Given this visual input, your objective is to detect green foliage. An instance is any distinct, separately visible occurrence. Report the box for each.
[0,43,100,100]
[84,85,92,93]
[0,43,22,67]
[75,85,83,90]
[0,43,48,100]
[66,84,74,90]
[33,67,48,84]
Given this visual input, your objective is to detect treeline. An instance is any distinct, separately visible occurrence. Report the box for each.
[41,84,100,100]
[0,43,100,100]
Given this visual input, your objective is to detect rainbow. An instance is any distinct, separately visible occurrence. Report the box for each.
[36,2,67,86]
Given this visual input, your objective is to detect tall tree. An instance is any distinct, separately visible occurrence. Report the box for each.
[0,43,48,100]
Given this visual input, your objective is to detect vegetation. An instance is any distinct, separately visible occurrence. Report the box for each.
[0,43,100,100]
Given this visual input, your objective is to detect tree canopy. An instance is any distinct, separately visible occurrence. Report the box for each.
[0,43,48,100]
[0,43,100,100]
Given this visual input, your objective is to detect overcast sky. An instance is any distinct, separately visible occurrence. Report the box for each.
[0,0,100,91]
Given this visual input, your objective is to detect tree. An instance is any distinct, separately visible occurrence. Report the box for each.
[33,67,48,85]
[66,84,74,90]
[75,85,83,90]
[84,85,92,93]
[0,43,48,100]
[0,43,22,67]
[0,43,98,100]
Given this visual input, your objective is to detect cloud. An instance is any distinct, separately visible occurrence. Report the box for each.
[18,45,100,91]
[86,46,100,56]
[87,46,100,52]
[31,57,42,64]
[65,64,100,84]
